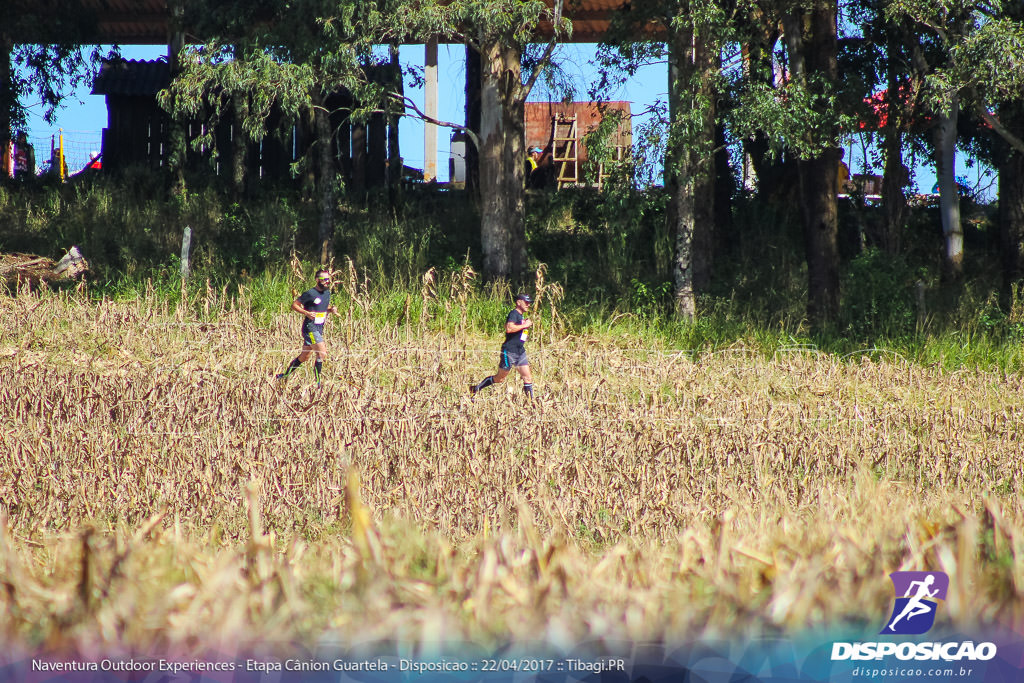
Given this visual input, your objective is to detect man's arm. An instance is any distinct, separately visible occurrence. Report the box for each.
[292,299,314,320]
[505,318,532,334]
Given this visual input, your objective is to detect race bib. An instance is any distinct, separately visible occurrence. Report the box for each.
[313,312,326,324]
[520,328,529,342]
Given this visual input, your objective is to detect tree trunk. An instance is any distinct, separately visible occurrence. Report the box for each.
[934,97,962,280]
[714,122,734,256]
[351,120,366,195]
[666,22,718,320]
[0,36,12,173]
[313,95,335,265]
[692,40,717,293]
[387,44,402,199]
[667,27,695,320]
[793,4,841,327]
[999,101,1024,308]
[880,30,908,254]
[169,26,187,194]
[800,151,841,324]
[880,126,908,254]
[231,102,248,197]
[465,44,481,199]
[478,39,526,281]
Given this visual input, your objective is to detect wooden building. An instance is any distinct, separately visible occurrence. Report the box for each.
[91,58,171,172]
[91,58,399,187]
[524,101,632,189]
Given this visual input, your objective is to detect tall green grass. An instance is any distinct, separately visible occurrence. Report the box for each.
[2,170,1021,372]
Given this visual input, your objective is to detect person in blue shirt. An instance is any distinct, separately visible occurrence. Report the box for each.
[470,293,535,398]
[276,269,338,383]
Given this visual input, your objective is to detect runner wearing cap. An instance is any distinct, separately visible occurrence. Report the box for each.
[470,293,535,398]
[276,268,338,384]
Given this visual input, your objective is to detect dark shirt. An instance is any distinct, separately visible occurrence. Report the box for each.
[502,309,528,351]
[297,287,331,331]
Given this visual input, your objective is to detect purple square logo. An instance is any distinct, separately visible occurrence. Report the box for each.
[881,571,949,635]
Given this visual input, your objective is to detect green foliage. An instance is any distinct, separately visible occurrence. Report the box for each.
[214,200,300,271]
[161,0,400,165]
[4,167,1024,371]
[839,248,918,341]
[729,77,859,160]
[1,3,112,133]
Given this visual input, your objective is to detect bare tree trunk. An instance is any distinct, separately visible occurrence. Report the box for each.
[999,101,1024,308]
[169,1,187,194]
[881,127,908,254]
[387,44,402,199]
[790,4,841,326]
[934,97,962,280]
[465,44,481,199]
[880,30,908,254]
[800,151,841,324]
[692,41,717,293]
[351,120,366,195]
[313,96,335,265]
[0,36,12,173]
[479,39,525,281]
[231,102,248,197]
[667,26,696,320]
[668,184,697,320]
[506,91,528,278]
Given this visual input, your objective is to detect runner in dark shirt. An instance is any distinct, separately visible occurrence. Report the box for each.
[470,293,535,398]
[276,269,338,384]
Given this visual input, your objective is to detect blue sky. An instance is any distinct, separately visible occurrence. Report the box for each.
[20,42,994,198]
[21,42,666,181]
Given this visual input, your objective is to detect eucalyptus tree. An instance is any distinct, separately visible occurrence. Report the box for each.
[732,0,849,327]
[846,0,928,254]
[596,0,739,320]
[662,2,736,320]
[932,1,1024,300]
[397,0,571,281]
[887,0,1024,283]
[785,0,844,325]
[161,0,397,263]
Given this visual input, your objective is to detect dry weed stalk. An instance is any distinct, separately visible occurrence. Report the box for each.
[450,258,477,340]
[0,288,1022,654]
[420,267,437,330]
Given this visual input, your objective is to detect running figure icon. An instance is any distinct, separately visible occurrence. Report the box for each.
[881,571,948,635]
[887,574,938,632]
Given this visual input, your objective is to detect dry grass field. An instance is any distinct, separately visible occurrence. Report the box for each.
[1,277,1023,660]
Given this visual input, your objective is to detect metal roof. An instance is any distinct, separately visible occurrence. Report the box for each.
[91,58,170,96]
[79,0,172,45]
[30,1,644,45]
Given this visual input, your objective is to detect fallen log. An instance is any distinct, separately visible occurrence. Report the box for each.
[1,246,89,289]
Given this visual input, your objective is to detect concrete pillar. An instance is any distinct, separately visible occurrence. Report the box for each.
[424,40,438,182]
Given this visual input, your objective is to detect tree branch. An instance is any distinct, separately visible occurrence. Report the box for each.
[976,103,1024,156]
[521,0,564,98]
[390,91,480,150]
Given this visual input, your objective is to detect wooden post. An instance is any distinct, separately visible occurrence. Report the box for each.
[180,226,192,280]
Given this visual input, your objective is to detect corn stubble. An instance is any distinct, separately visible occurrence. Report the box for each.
[1,281,1022,657]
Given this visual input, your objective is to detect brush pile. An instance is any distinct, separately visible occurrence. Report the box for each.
[0,246,88,289]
